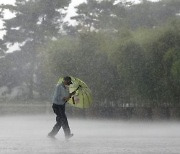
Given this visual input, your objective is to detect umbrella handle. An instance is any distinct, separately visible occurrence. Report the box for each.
[71,85,82,95]
[70,85,81,99]
[72,96,75,104]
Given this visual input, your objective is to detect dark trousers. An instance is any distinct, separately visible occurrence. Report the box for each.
[49,104,71,137]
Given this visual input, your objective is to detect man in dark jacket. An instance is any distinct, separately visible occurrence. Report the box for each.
[48,76,75,139]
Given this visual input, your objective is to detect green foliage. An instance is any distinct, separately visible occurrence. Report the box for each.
[1,0,180,107]
[141,21,180,105]
[71,0,127,32]
[70,0,180,32]
[110,39,146,104]
[0,0,71,99]
[41,33,120,103]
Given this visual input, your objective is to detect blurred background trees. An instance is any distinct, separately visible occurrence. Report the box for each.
[0,0,179,109]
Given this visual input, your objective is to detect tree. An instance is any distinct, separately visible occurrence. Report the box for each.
[127,0,180,29]
[41,32,120,104]
[0,7,6,56]
[110,39,146,105]
[70,0,180,32]
[71,0,127,32]
[139,20,180,106]
[1,0,70,99]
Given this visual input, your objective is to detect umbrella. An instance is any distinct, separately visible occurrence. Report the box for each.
[57,76,93,109]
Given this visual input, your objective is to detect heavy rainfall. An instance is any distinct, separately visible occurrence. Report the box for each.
[0,0,180,154]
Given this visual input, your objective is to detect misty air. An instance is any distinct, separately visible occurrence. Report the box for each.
[0,0,180,154]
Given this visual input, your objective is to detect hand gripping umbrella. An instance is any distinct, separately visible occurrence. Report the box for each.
[58,76,93,109]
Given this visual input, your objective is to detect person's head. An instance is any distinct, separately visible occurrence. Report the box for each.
[63,76,72,86]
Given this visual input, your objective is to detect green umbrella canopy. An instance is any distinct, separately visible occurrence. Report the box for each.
[58,76,93,109]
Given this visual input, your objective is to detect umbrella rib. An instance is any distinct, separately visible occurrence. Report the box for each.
[82,88,91,108]
[81,89,85,108]
[84,88,90,106]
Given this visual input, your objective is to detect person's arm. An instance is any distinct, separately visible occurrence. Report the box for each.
[63,91,76,102]
[63,86,80,102]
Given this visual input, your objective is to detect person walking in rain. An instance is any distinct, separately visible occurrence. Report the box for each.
[48,76,75,139]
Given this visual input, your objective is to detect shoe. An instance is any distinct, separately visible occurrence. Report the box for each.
[47,133,55,139]
[65,133,74,139]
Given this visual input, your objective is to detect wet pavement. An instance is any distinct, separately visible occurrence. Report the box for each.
[0,115,180,154]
